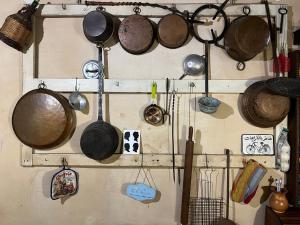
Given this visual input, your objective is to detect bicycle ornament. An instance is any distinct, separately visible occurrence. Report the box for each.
[241,134,274,155]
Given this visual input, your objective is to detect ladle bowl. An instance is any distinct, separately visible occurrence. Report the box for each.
[179,54,205,79]
[198,96,221,114]
[69,91,88,111]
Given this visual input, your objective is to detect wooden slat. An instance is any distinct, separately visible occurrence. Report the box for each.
[32,153,275,168]
[21,146,33,167]
[38,4,281,17]
[23,78,259,93]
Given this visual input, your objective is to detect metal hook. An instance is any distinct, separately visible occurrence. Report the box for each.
[133,6,141,14]
[205,154,209,169]
[75,77,79,91]
[62,157,68,168]
[242,5,251,15]
[38,80,46,89]
[96,6,105,11]
[189,82,196,88]
[62,4,67,10]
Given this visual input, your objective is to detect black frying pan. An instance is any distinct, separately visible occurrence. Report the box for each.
[80,47,119,160]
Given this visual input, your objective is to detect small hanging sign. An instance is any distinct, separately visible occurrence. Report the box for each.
[126,183,157,201]
[241,134,274,155]
[124,166,158,203]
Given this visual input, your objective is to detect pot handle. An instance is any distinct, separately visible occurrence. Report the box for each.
[151,82,158,104]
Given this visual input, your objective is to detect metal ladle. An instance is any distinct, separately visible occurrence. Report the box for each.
[198,42,221,114]
[179,54,205,80]
[69,78,88,111]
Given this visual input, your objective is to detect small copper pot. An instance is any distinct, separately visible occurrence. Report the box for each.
[269,187,289,213]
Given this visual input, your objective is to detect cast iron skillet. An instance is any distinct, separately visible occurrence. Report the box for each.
[83,7,120,47]
[80,47,119,160]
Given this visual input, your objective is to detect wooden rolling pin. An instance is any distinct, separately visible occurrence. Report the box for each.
[180,126,194,225]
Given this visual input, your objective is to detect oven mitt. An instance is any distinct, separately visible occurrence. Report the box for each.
[231,160,266,203]
[51,167,78,200]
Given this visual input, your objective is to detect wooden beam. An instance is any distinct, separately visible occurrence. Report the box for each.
[38,4,282,17]
[23,78,259,94]
[31,153,276,168]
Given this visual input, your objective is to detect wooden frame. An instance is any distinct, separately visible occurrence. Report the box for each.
[21,3,287,168]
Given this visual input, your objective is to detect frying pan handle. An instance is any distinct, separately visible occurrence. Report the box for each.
[97,46,104,122]
[205,41,209,97]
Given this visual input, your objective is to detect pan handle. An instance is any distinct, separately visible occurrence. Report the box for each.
[97,46,104,122]
[205,41,209,97]
[188,126,193,141]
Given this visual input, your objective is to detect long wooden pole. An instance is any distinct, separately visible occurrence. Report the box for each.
[180,126,194,225]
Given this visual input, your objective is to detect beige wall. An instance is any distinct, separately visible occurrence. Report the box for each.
[0,1,299,225]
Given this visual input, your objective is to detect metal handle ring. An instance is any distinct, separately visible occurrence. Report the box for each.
[242,6,251,15]
[133,6,141,14]
[278,7,288,15]
[96,6,105,11]
[237,61,246,71]
[38,81,47,89]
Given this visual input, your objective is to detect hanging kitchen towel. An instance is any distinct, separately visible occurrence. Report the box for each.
[231,160,267,203]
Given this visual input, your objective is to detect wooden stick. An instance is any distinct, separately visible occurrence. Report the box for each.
[180,126,194,225]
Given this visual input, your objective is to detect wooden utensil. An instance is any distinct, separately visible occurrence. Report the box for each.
[180,126,194,225]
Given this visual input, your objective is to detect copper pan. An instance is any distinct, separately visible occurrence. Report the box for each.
[224,16,270,62]
[118,14,156,54]
[241,81,290,128]
[157,13,189,49]
[12,86,76,149]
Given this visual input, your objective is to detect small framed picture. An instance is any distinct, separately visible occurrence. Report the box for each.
[123,130,140,154]
[241,134,274,155]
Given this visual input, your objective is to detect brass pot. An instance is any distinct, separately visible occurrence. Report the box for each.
[269,187,289,213]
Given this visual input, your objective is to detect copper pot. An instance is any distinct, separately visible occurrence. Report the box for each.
[269,187,289,213]
[241,81,290,128]
[157,14,189,49]
[83,8,120,47]
[12,87,76,149]
[224,16,270,62]
[118,14,156,54]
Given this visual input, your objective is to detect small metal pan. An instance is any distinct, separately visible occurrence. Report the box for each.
[144,82,164,126]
